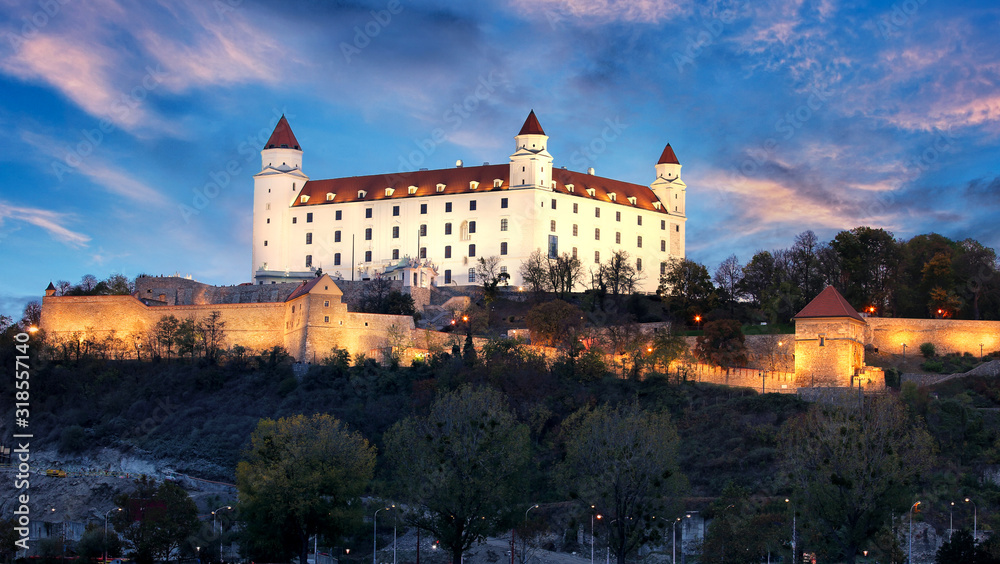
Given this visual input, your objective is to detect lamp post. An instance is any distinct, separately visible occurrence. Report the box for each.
[909,501,920,564]
[671,516,689,564]
[374,506,390,564]
[902,343,907,358]
[514,504,538,564]
[965,498,978,543]
[104,507,121,563]
[590,506,602,564]
[213,505,232,563]
[785,499,796,564]
[950,502,955,540]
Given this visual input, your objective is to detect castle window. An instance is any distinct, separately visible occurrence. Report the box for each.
[468,221,475,234]
[661,219,666,230]
[334,253,341,265]
[292,217,297,224]
[595,228,600,240]
[364,250,372,262]
[306,233,313,245]
[573,202,578,213]
[392,205,399,216]
[676,225,680,232]
[595,251,600,263]
[365,208,373,218]
[469,244,476,257]
[420,224,428,236]
[435,183,445,193]
[419,247,427,259]
[548,235,558,258]
[326,192,335,201]
[444,270,452,284]
[470,200,477,211]
[365,228,372,240]
[550,220,556,232]
[470,181,479,190]
[567,184,575,193]
[460,221,471,241]
[586,188,596,197]
[637,215,642,226]
[307,212,313,223]
[653,202,662,210]
[500,218,508,232]
[324,300,330,307]
[493,179,502,188]
[609,193,617,202]
[324,316,330,323]
[819,334,826,347]
[500,242,508,255]
[595,207,600,218]
[572,224,578,236]
[637,236,642,248]
[501,197,508,208]
[445,222,452,235]
[300,195,308,204]
[305,255,312,267]
[446,202,452,212]
[359,190,368,199]
[636,258,642,271]
[551,199,557,209]
[336,210,342,220]
[266,218,270,224]
[661,262,667,275]
[385,188,395,197]
[468,268,476,283]
[500,265,507,275]
[392,226,400,238]
[445,245,452,258]
[628,196,637,206]
[616,211,621,222]
[392,249,399,260]
[661,240,666,252]
[616,232,621,244]
[264,240,268,246]
[335,230,341,243]
[420,203,428,214]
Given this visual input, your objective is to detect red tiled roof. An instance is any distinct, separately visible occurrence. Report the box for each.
[264,115,301,151]
[292,164,669,213]
[285,276,323,301]
[518,110,546,135]
[658,144,679,165]
[793,286,864,321]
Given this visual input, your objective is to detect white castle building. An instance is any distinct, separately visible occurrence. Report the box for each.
[251,111,687,293]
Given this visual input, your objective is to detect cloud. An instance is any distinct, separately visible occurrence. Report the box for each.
[0,201,90,247]
[511,0,691,24]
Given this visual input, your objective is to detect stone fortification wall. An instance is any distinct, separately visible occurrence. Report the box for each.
[135,276,300,305]
[866,317,1000,357]
[676,362,797,393]
[682,334,794,373]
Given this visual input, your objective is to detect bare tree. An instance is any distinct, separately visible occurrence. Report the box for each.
[597,250,642,296]
[80,274,99,292]
[198,311,226,364]
[713,254,744,316]
[475,256,510,307]
[518,250,548,296]
[545,253,583,299]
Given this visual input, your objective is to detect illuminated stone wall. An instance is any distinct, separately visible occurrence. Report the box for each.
[866,317,1000,357]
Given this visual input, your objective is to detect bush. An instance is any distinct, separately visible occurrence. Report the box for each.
[922,360,944,373]
[59,425,88,453]
[919,342,936,358]
[884,367,901,389]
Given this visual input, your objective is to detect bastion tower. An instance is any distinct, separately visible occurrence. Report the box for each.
[649,143,687,259]
[252,116,310,283]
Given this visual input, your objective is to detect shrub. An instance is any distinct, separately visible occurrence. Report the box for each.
[884,367,901,389]
[919,342,936,358]
[59,425,88,453]
[922,360,944,373]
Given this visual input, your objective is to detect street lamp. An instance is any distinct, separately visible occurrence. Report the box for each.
[965,498,978,543]
[213,505,232,562]
[785,499,796,564]
[671,515,689,564]
[909,501,920,564]
[902,343,907,358]
[104,507,121,563]
[374,506,392,564]
[590,506,602,564]
[950,502,955,540]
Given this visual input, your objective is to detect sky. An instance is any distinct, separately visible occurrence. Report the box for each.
[1,0,998,319]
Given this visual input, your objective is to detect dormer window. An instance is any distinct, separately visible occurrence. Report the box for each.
[326,192,335,201]
[566,183,574,192]
[653,201,662,210]
[385,187,395,197]
[608,192,617,202]
[469,181,479,190]
[300,195,309,203]
[411,185,420,195]
[627,196,637,205]
[358,190,367,199]
[586,188,596,197]
[493,179,503,188]
[436,184,446,193]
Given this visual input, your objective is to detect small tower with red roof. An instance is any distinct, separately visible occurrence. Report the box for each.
[509,110,553,190]
[649,143,686,215]
[793,286,880,389]
[253,115,310,283]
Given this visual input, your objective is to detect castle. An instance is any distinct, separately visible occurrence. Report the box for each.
[252,111,687,293]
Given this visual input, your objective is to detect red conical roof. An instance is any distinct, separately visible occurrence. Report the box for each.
[264,115,301,150]
[658,143,680,164]
[518,110,546,135]
[793,286,864,321]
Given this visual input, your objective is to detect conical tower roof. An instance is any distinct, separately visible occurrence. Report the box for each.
[518,110,546,135]
[657,143,680,165]
[264,115,301,150]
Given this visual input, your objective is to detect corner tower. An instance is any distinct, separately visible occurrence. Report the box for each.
[650,144,686,216]
[509,110,553,189]
[253,115,309,283]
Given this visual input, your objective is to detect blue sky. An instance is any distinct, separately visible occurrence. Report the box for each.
[1,0,998,318]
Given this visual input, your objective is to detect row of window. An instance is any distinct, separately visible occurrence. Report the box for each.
[302,246,652,270]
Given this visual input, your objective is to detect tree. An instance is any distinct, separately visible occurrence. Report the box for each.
[75,522,123,561]
[830,226,900,311]
[80,274,99,292]
[384,386,531,564]
[694,320,748,378]
[954,238,998,320]
[110,476,199,564]
[0,516,21,564]
[20,300,41,329]
[154,315,180,359]
[236,414,375,564]
[198,311,226,363]
[558,402,685,564]
[596,250,642,296]
[658,258,716,318]
[104,273,135,295]
[740,251,776,310]
[524,300,585,347]
[175,317,199,359]
[781,394,934,564]
[936,529,991,564]
[476,256,509,303]
[698,484,787,564]
[713,254,744,316]
[519,250,548,296]
[546,252,583,299]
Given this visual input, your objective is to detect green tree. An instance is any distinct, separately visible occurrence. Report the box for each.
[694,320,748,378]
[830,226,900,312]
[936,529,991,564]
[713,254,744,317]
[525,299,585,347]
[111,476,199,564]
[699,484,786,564]
[175,317,199,359]
[74,522,123,561]
[154,315,179,359]
[658,258,716,318]
[558,402,685,564]
[781,394,934,564]
[0,516,21,564]
[384,386,531,564]
[236,414,375,564]
[476,255,510,309]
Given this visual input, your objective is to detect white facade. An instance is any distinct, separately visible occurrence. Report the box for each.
[251,112,687,293]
